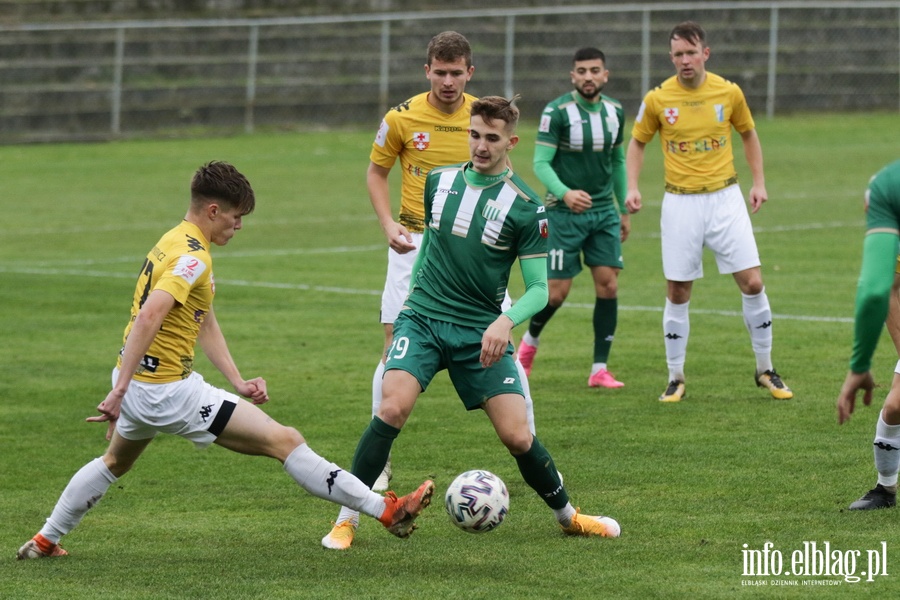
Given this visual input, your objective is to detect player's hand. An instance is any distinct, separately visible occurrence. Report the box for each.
[237,377,269,405]
[86,388,125,441]
[836,370,875,424]
[625,190,642,214]
[385,222,416,254]
[480,316,514,368]
[562,190,592,214]
[619,213,631,242]
[748,185,768,214]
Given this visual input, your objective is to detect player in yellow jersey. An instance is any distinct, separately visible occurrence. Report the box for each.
[624,21,792,403]
[17,162,434,560]
[361,31,538,498]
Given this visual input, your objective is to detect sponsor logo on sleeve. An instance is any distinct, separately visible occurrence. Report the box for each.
[538,114,552,133]
[173,254,207,284]
[374,119,388,147]
[539,219,549,238]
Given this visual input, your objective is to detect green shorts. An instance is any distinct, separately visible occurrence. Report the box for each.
[387,310,524,409]
[547,207,623,279]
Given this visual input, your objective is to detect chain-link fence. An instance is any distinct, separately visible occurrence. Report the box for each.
[1,1,898,143]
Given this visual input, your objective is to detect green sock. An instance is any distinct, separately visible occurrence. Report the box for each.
[514,436,569,509]
[593,297,618,363]
[350,416,400,488]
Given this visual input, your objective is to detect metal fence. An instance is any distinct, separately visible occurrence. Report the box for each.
[1,1,898,143]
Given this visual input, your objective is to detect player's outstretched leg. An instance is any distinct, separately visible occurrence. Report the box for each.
[378,479,435,538]
[16,534,68,560]
[561,510,622,537]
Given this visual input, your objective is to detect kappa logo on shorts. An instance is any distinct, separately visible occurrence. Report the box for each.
[199,403,215,423]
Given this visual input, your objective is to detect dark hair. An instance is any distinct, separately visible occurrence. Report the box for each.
[426,31,473,67]
[190,161,255,215]
[669,21,707,47]
[470,95,520,130]
[573,47,606,64]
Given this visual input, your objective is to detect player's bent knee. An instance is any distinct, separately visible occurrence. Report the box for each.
[279,425,305,448]
[501,431,534,455]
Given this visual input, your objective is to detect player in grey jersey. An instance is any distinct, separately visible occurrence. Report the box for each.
[321,95,621,550]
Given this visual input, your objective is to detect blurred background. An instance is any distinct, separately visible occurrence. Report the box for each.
[1,0,898,143]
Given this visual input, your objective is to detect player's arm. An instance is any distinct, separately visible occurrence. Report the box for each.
[887,273,900,356]
[198,305,268,405]
[625,138,646,214]
[481,257,548,368]
[611,144,630,241]
[533,143,591,214]
[739,128,767,214]
[850,233,899,373]
[367,161,415,254]
[86,289,176,437]
[838,232,898,423]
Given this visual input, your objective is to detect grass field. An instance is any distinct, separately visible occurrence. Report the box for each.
[1,113,898,599]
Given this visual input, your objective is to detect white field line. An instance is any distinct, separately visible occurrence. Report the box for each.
[1,220,859,323]
[0,264,852,324]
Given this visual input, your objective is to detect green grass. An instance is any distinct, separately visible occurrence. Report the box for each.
[1,113,898,599]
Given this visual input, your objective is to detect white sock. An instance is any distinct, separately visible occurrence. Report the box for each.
[40,457,117,544]
[874,412,900,488]
[663,299,689,382]
[372,360,385,418]
[742,288,774,373]
[591,362,607,375]
[516,358,536,435]
[284,444,384,520]
[553,503,577,527]
[522,331,539,346]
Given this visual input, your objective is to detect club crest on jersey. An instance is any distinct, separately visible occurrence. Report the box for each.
[412,132,430,150]
[482,199,502,221]
[539,218,549,238]
[714,104,725,122]
[664,107,679,125]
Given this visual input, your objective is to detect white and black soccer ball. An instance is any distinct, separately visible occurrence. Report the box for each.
[445,469,509,533]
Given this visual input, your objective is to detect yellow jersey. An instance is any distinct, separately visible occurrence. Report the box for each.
[120,220,214,383]
[632,72,755,194]
[370,92,476,232]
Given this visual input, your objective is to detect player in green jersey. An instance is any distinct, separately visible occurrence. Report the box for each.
[17,162,434,560]
[365,31,538,494]
[837,158,900,510]
[517,47,629,389]
[321,96,622,550]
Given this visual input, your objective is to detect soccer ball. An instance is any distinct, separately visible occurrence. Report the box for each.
[445,469,509,533]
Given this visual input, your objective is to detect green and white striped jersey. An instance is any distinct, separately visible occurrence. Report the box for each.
[537,91,624,210]
[406,162,548,328]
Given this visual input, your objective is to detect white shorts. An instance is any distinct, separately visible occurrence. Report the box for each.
[114,369,239,449]
[660,184,760,281]
[380,231,511,323]
[380,232,424,324]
